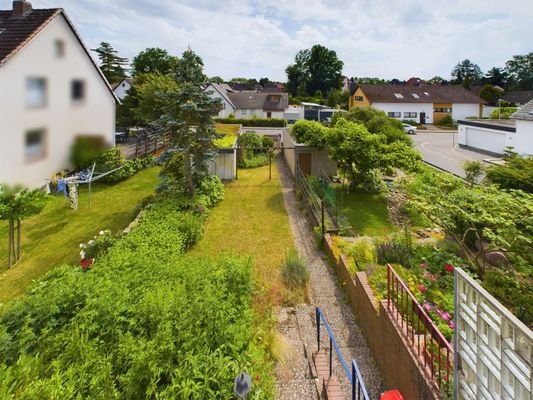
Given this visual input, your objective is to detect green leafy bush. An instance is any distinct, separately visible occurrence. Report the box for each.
[70,136,107,169]
[215,118,285,127]
[437,115,453,128]
[489,107,518,119]
[375,228,414,268]
[89,148,153,183]
[281,250,309,288]
[80,229,116,260]
[198,175,225,207]
[485,155,533,193]
[239,153,270,168]
[177,212,204,250]
[262,136,275,148]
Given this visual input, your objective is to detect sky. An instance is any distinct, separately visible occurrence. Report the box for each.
[6,0,532,82]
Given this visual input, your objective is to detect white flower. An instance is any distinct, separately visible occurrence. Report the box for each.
[80,250,86,259]
[99,231,105,235]
[79,243,84,248]
[88,240,95,246]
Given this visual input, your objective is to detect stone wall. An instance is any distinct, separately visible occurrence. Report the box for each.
[323,233,440,400]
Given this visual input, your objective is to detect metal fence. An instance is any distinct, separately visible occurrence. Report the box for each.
[386,264,454,393]
[294,165,337,233]
[316,307,371,400]
[134,130,171,158]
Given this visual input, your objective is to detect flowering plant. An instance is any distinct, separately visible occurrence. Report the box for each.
[79,229,116,269]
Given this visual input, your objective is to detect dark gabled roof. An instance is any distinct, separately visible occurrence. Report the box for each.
[0,8,59,66]
[0,5,118,103]
[358,84,484,104]
[227,92,288,111]
[511,99,533,121]
[502,91,533,105]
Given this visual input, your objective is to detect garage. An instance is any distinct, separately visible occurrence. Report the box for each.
[457,120,515,155]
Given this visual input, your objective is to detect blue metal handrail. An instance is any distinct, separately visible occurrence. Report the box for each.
[316,307,370,400]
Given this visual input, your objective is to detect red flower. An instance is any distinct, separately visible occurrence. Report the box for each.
[255,374,260,382]
[445,264,454,273]
[80,258,94,270]
[418,284,426,293]
[420,263,428,269]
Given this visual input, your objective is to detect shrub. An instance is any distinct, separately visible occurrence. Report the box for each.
[238,132,263,150]
[239,153,270,168]
[375,227,414,268]
[463,160,484,186]
[489,107,518,119]
[79,229,116,261]
[215,118,285,127]
[437,115,453,128]
[70,136,107,169]
[485,155,533,193]
[262,136,275,148]
[348,238,376,271]
[281,250,309,288]
[177,212,204,250]
[198,175,225,207]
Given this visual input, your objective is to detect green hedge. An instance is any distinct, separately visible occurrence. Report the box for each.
[0,192,273,398]
[215,118,285,127]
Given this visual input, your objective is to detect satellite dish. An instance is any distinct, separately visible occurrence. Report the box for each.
[234,372,252,398]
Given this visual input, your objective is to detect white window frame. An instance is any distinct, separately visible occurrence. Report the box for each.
[26,77,47,108]
[25,128,46,162]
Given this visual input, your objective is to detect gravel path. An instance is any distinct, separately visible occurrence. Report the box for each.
[275,157,384,400]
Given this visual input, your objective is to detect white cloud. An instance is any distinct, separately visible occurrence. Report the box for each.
[5,0,531,81]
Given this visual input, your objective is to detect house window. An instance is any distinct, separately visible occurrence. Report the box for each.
[354,96,364,102]
[25,129,46,162]
[411,93,420,99]
[26,78,47,107]
[55,39,65,57]
[404,112,417,118]
[387,112,401,118]
[434,107,452,113]
[242,109,248,115]
[71,80,85,102]
[268,95,280,102]
[394,93,404,99]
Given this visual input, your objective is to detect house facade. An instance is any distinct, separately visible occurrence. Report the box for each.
[113,78,133,100]
[349,84,484,124]
[457,100,533,155]
[205,82,289,119]
[0,1,117,188]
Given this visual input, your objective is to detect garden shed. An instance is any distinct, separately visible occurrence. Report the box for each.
[209,124,240,180]
[282,128,337,177]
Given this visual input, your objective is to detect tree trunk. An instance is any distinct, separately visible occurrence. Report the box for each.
[8,218,13,268]
[16,219,21,262]
[183,150,195,196]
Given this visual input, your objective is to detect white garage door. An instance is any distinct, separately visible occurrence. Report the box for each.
[465,127,506,154]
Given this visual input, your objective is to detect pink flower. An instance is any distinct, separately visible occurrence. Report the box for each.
[445,264,454,273]
[423,271,436,281]
[423,303,432,312]
[449,321,455,330]
[442,312,451,322]
[420,263,428,269]
[418,285,426,293]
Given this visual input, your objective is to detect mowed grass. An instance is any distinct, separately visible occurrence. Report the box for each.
[191,163,295,308]
[0,167,160,303]
[335,187,396,237]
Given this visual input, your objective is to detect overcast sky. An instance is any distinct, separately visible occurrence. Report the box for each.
[9,0,532,82]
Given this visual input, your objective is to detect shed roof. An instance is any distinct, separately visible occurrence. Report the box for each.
[511,99,533,121]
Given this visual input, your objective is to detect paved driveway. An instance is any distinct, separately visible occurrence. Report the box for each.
[411,130,501,178]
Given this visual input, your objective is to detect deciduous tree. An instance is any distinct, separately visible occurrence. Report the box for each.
[131,47,178,76]
[505,52,533,90]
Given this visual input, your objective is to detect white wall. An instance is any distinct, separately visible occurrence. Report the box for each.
[0,14,115,188]
[209,150,236,180]
[204,84,234,118]
[514,120,533,155]
[452,104,480,121]
[113,80,131,100]
[373,102,434,123]
[234,109,264,119]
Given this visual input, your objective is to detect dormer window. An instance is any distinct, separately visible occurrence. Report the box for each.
[55,39,65,57]
[412,93,420,99]
[394,93,404,99]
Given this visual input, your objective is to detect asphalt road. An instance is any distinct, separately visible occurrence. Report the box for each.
[411,130,500,178]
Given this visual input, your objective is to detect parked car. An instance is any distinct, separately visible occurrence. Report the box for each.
[402,123,417,134]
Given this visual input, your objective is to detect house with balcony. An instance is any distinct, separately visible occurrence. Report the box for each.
[0,0,117,187]
[349,84,484,124]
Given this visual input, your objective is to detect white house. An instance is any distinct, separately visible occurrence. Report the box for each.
[0,1,117,188]
[457,100,533,155]
[204,82,289,119]
[113,78,133,100]
[349,84,484,124]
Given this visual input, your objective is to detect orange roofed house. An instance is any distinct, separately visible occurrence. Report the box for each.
[349,84,484,124]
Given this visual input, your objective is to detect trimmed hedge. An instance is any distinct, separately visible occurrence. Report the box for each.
[215,118,285,127]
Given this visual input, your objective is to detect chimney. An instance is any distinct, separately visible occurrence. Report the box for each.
[11,1,33,18]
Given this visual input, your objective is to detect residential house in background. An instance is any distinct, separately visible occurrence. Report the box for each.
[0,0,117,188]
[502,91,533,107]
[113,77,133,100]
[205,82,289,119]
[349,84,484,124]
[457,99,533,155]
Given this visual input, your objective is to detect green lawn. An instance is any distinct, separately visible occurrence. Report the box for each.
[335,187,396,237]
[191,163,295,306]
[0,167,160,303]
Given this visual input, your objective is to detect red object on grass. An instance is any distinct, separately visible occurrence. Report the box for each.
[80,258,94,270]
[380,390,404,400]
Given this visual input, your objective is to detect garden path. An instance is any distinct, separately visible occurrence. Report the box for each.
[276,157,384,399]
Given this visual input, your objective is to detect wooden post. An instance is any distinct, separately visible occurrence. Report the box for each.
[321,199,325,235]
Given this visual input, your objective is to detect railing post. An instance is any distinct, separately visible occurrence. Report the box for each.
[329,337,333,377]
[316,308,320,351]
[352,363,356,400]
[387,265,390,308]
